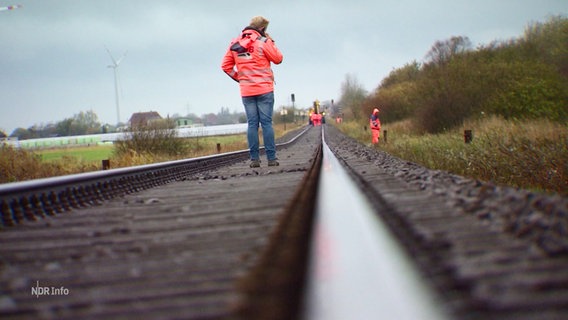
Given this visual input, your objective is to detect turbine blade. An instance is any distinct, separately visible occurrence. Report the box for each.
[104,45,118,66]
[116,51,128,66]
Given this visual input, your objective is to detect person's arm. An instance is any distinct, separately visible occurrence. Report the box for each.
[221,48,239,82]
[263,38,283,65]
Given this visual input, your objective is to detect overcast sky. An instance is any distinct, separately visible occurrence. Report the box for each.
[0,0,566,134]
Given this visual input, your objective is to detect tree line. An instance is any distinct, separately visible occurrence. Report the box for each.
[3,107,247,140]
[7,110,103,140]
[337,15,567,133]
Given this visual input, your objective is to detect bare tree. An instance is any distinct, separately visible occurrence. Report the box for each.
[56,110,101,136]
[425,36,472,66]
[338,73,368,121]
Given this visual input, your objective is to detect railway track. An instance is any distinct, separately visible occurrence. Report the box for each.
[1,124,567,319]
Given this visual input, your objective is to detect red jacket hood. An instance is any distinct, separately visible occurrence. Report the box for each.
[237,28,263,49]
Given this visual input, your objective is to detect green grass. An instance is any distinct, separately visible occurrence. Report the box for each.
[38,145,114,162]
[1,123,304,184]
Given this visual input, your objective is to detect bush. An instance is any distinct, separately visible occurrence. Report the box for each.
[364,16,568,133]
[487,61,568,121]
[0,145,98,183]
[366,81,419,123]
[0,145,43,183]
[114,119,189,157]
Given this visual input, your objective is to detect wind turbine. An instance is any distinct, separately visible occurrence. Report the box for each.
[105,46,127,125]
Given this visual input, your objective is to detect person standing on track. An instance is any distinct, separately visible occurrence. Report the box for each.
[370,107,381,144]
[221,16,283,168]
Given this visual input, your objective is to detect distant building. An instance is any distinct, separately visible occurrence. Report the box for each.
[1,136,18,146]
[128,111,163,127]
[175,118,193,128]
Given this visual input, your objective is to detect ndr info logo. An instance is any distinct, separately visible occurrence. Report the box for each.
[31,281,70,298]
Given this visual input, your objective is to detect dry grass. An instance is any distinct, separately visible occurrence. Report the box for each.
[336,116,567,195]
[1,123,303,184]
[0,145,99,183]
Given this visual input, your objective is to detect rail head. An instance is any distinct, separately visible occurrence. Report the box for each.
[301,127,448,320]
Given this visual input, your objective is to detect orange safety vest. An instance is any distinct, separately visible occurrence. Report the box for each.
[311,113,322,126]
[221,27,283,97]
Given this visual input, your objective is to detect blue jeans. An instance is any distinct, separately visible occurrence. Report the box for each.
[242,91,276,161]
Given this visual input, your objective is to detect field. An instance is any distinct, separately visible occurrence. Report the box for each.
[6,119,565,195]
[335,116,567,195]
[0,123,300,184]
[39,145,114,162]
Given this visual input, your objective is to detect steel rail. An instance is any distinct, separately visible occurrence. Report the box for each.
[301,127,449,320]
[0,126,311,227]
[232,130,323,320]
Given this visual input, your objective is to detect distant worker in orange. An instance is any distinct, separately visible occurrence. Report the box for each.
[370,108,381,144]
[311,111,322,126]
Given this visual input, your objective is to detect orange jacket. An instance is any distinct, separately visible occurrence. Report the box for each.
[311,113,322,126]
[221,27,283,97]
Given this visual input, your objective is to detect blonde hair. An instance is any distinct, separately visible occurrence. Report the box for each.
[249,16,269,31]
